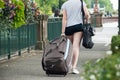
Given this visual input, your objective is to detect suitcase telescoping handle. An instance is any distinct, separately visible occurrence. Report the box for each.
[64,39,70,60]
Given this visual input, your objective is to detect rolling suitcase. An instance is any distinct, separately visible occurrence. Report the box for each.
[42,36,72,76]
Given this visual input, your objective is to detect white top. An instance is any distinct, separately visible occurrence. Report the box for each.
[61,0,86,27]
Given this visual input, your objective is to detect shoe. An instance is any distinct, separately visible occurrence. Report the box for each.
[71,68,80,74]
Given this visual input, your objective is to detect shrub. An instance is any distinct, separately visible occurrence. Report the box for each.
[111,35,120,54]
[0,0,25,30]
[0,0,40,31]
[82,53,120,80]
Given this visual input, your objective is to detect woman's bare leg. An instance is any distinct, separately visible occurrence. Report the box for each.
[72,32,83,69]
[67,35,73,43]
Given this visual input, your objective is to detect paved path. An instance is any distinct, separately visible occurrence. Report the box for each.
[0,44,107,80]
[93,22,118,44]
[0,22,118,80]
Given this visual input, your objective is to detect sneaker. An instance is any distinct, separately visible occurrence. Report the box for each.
[71,68,80,74]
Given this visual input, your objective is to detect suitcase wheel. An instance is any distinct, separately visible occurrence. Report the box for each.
[46,72,50,76]
[46,71,67,76]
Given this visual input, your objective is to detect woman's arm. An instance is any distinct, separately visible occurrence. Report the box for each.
[83,5,91,23]
[61,9,67,35]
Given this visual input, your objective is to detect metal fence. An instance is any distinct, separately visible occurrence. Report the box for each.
[0,17,62,59]
[47,17,62,41]
[0,24,37,59]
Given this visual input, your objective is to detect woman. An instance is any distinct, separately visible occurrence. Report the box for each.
[61,0,90,74]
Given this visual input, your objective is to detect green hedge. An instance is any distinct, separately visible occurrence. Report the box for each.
[82,53,120,80]
[81,35,120,80]
[111,35,120,54]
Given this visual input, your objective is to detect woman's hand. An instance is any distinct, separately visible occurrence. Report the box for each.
[61,33,65,36]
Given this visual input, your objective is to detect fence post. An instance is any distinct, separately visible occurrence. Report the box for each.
[27,24,30,53]
[7,29,11,59]
[18,28,21,56]
[35,14,48,50]
[0,31,1,56]
[91,13,102,27]
[43,15,49,45]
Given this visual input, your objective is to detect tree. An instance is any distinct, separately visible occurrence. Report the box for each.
[84,0,92,8]
[59,0,66,9]
[98,0,113,12]
[34,0,68,15]
[35,0,58,15]
[34,0,113,15]
[84,0,113,12]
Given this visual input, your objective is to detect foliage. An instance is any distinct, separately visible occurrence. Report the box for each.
[99,0,113,12]
[34,0,67,15]
[0,0,5,8]
[23,0,36,24]
[84,0,113,12]
[0,0,26,31]
[84,0,92,8]
[58,0,66,9]
[12,0,26,28]
[35,0,59,15]
[82,53,120,80]
[111,35,120,54]
[34,0,113,15]
[0,0,39,31]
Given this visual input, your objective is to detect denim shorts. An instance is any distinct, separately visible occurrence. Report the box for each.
[65,23,83,36]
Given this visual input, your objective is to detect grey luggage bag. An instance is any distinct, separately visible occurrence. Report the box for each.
[42,36,72,76]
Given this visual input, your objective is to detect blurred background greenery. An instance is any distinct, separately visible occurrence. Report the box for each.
[35,0,116,16]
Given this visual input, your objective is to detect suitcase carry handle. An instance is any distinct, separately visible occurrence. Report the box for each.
[50,36,67,47]
[45,36,68,57]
